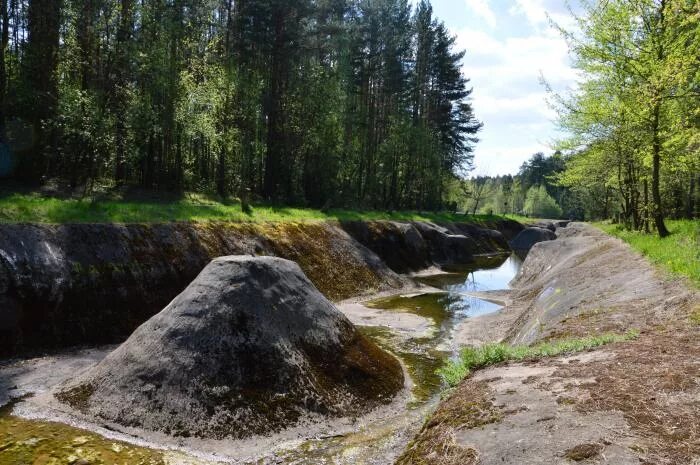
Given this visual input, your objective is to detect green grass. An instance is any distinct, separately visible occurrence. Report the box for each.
[595,220,700,288]
[437,330,639,387]
[503,213,533,224]
[0,192,517,225]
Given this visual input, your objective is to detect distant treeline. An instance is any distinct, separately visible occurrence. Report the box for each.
[0,0,480,210]
[452,152,573,220]
[464,1,700,230]
[461,146,699,223]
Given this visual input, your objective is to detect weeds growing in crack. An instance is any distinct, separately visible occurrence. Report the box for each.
[438,330,640,387]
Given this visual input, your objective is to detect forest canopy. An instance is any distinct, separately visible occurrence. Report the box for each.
[549,0,699,235]
[0,0,482,210]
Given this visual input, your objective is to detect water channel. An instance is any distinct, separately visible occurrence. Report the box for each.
[0,254,522,465]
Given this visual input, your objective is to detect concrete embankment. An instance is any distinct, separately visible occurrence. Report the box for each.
[398,222,699,465]
[0,218,522,357]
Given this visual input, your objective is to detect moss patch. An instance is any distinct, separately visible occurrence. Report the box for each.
[564,443,603,461]
[690,306,700,326]
[54,383,96,414]
[0,406,165,465]
[395,381,501,465]
[256,222,392,300]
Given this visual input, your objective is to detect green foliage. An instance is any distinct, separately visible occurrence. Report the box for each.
[450,152,575,219]
[0,0,481,211]
[596,220,700,288]
[550,0,699,232]
[523,185,563,218]
[438,331,640,387]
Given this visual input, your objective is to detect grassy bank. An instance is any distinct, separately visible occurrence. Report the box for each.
[0,192,521,225]
[438,331,639,387]
[596,220,700,288]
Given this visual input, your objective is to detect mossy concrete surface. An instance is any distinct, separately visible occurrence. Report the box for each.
[0,407,166,465]
[397,223,700,465]
[53,256,404,440]
[0,219,517,357]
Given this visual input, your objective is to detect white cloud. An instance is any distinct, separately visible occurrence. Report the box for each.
[451,9,578,174]
[509,0,579,30]
[464,0,497,28]
[509,0,547,26]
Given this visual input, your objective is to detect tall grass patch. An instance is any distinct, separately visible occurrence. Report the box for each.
[596,220,700,288]
[438,331,639,387]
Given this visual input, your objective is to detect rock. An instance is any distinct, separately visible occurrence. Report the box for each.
[54,256,404,440]
[447,223,510,251]
[341,221,430,273]
[342,220,515,273]
[555,220,571,228]
[534,221,556,232]
[509,227,556,252]
[411,222,476,265]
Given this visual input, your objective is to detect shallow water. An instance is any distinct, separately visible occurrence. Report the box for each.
[365,254,522,400]
[0,254,522,465]
[276,253,522,464]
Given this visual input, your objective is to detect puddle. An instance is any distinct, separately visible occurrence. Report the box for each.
[0,254,522,465]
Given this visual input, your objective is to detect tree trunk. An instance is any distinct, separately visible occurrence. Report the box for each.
[686,172,695,219]
[263,6,287,201]
[651,102,670,237]
[25,0,61,182]
[114,0,134,185]
[643,178,650,234]
[0,0,9,143]
[217,148,227,198]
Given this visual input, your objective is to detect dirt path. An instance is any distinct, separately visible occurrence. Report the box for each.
[398,223,700,465]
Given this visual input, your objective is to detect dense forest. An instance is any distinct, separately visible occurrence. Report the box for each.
[0,0,481,209]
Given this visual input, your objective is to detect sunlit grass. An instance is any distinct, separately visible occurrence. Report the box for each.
[0,192,515,225]
[503,213,533,224]
[437,331,639,387]
[596,220,700,288]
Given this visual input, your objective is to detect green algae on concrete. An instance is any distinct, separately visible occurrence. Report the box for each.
[365,293,453,329]
[358,326,447,404]
[0,407,165,465]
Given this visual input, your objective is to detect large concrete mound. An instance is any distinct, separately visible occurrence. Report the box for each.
[0,221,407,357]
[54,256,404,439]
[506,223,695,344]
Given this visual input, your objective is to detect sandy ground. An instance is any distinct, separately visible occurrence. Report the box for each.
[397,223,700,465]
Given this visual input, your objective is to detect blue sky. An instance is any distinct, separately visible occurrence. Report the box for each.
[427,0,580,175]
